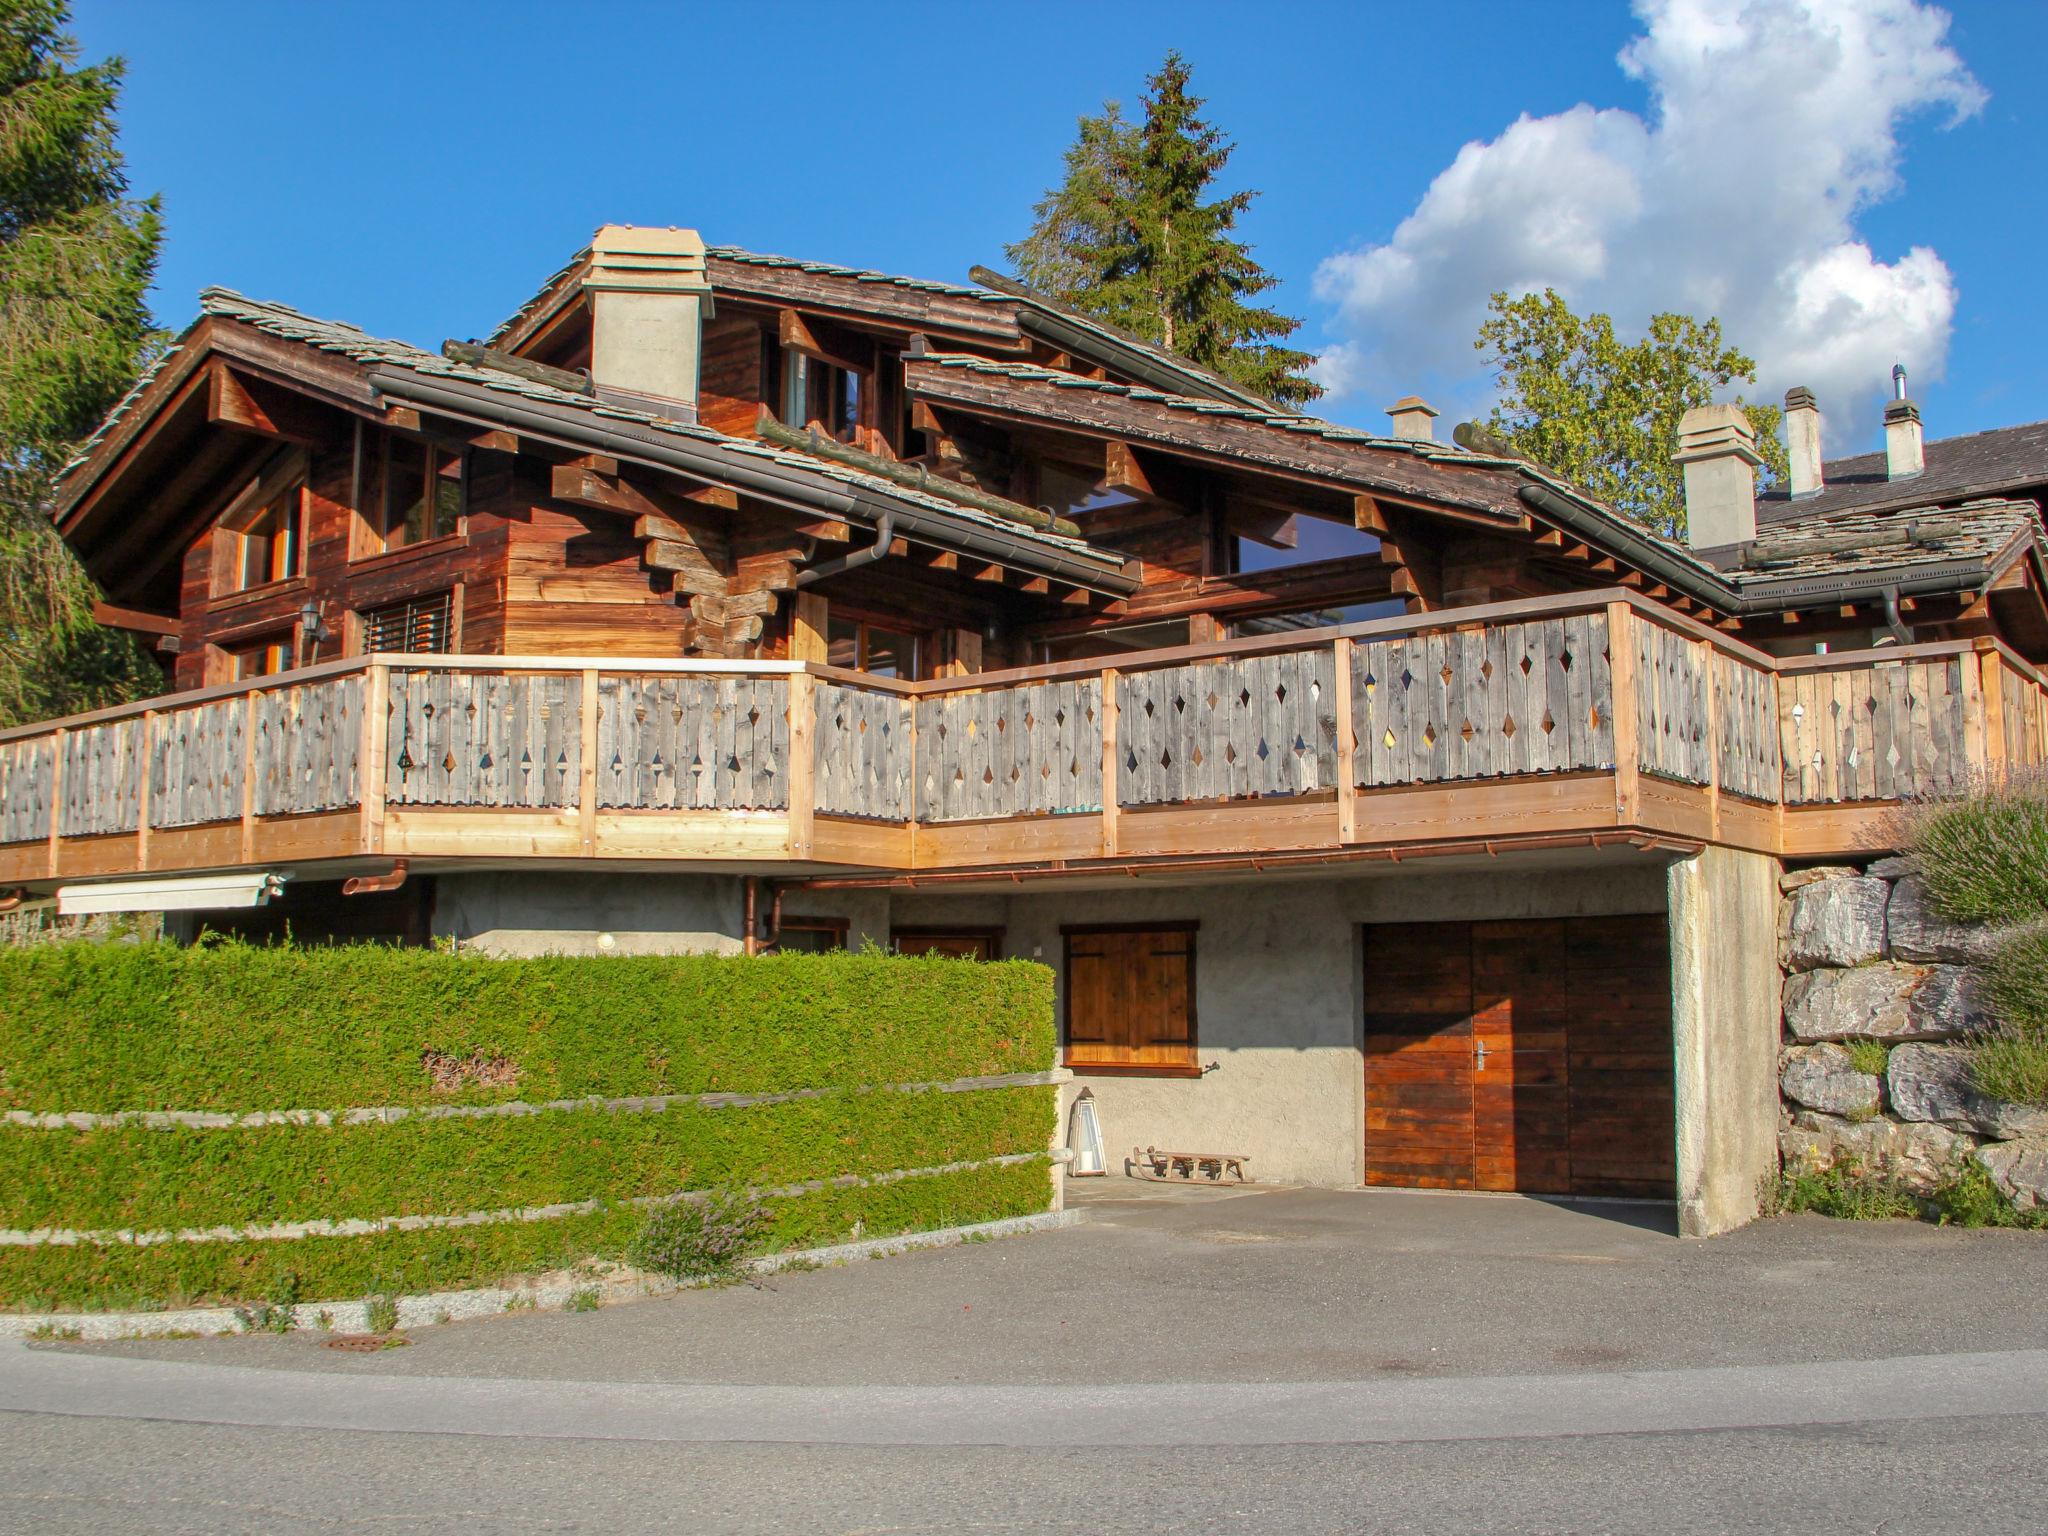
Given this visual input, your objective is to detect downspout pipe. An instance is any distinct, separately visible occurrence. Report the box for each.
[743,876,760,957]
[794,507,895,588]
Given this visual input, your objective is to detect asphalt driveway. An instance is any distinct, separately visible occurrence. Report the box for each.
[7,1180,2048,1533]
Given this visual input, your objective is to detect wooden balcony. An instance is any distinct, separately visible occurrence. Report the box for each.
[4,590,2045,893]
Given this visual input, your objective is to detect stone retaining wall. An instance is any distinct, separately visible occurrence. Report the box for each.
[1777,861,2048,1207]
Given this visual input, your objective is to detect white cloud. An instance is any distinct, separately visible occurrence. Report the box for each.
[1311,0,1984,450]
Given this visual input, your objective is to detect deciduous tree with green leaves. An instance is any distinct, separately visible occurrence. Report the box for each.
[1,0,164,727]
[1473,288,1788,539]
[1007,51,1321,410]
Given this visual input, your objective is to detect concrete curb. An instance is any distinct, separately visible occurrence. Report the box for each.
[0,1208,1083,1342]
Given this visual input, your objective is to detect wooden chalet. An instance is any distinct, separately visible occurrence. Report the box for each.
[7,225,2048,1234]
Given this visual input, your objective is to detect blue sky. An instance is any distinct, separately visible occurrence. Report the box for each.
[72,0,2048,459]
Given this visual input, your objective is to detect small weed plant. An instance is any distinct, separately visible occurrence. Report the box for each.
[628,1190,770,1284]
[236,1271,301,1335]
[362,1293,399,1335]
[566,1287,601,1313]
[1931,1164,2048,1230]
[1776,1160,1919,1221]
[1841,1039,1890,1077]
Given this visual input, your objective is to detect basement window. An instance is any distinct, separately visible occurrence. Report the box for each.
[774,917,848,954]
[361,592,455,654]
[1061,923,1200,1077]
[372,437,465,552]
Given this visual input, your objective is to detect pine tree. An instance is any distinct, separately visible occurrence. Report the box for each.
[1007,52,1321,409]
[0,0,164,727]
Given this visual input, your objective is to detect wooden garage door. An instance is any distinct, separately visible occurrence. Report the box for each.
[1362,915,1672,1198]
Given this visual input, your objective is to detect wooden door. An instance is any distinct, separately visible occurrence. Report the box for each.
[1362,916,1673,1198]
[1362,922,1477,1188]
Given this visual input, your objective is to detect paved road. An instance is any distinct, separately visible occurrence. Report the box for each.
[6,1183,2047,1533]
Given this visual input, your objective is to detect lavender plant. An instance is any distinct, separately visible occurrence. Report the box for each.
[628,1190,770,1283]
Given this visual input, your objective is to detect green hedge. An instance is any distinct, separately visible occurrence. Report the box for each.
[0,1160,1054,1313]
[0,943,1058,1312]
[0,943,1055,1111]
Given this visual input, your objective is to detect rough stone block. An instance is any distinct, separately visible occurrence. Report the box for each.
[1782,876,1889,970]
[1780,1110,1975,1195]
[1887,876,2000,966]
[1780,865,1861,894]
[1885,1042,2048,1139]
[1779,1043,1881,1118]
[1975,1139,2048,1210]
[1866,855,1917,881]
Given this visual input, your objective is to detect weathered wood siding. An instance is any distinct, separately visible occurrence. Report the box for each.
[385,670,580,808]
[1780,658,1971,804]
[254,677,362,816]
[1352,615,1613,786]
[1714,653,1781,802]
[149,701,246,828]
[597,676,789,811]
[58,720,144,837]
[1999,662,2048,769]
[0,737,55,843]
[813,682,912,821]
[915,679,1102,822]
[1118,651,1337,806]
[1633,622,1711,786]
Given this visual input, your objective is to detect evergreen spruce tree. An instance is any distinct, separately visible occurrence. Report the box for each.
[0,0,164,727]
[1007,52,1321,409]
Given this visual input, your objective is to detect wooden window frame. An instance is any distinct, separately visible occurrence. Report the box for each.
[892,927,1005,960]
[1060,920,1202,1078]
[772,916,849,954]
[826,610,927,681]
[220,630,295,682]
[356,433,468,560]
[209,452,308,599]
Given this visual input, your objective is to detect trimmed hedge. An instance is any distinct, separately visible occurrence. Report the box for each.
[0,943,1058,1312]
[0,943,1055,1111]
[1,1160,1053,1314]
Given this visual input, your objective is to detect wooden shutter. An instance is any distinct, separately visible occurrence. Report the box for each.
[1062,924,1198,1075]
[363,592,453,653]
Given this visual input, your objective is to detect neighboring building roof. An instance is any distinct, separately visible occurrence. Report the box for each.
[1758,418,2048,526]
[1717,498,2045,590]
[56,290,1132,589]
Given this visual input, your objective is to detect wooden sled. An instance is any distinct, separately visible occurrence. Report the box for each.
[1127,1145,1250,1184]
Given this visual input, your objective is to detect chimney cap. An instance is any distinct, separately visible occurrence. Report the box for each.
[1884,398,1921,425]
[1784,386,1818,412]
[1673,403,1764,468]
[1386,395,1438,416]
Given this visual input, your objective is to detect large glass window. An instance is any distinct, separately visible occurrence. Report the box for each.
[827,616,921,679]
[373,437,464,553]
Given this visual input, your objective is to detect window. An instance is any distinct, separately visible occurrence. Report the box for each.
[361,592,454,654]
[1230,599,1407,640]
[893,929,1003,960]
[372,437,464,553]
[827,616,921,679]
[773,917,848,954]
[1061,922,1199,1076]
[779,349,864,445]
[226,634,292,680]
[1229,512,1382,575]
[222,482,304,592]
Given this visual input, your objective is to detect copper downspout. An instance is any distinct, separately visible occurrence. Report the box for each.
[743,876,761,956]
[341,860,408,897]
[0,889,24,913]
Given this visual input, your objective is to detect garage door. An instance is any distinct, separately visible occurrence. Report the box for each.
[1361,916,1674,1198]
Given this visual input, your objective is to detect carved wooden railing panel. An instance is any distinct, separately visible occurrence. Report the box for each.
[1116,651,1338,807]
[813,681,912,821]
[915,679,1102,823]
[1780,656,1972,805]
[254,677,362,817]
[1633,621,1712,786]
[597,676,789,811]
[149,700,245,829]
[1714,653,1781,803]
[1352,614,1613,787]
[58,719,143,837]
[0,736,54,844]
[385,670,580,808]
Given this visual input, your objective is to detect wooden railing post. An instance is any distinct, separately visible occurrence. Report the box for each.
[359,664,389,857]
[1332,637,1358,845]
[787,672,815,861]
[239,689,261,863]
[1694,636,1720,841]
[136,710,155,871]
[1979,643,2007,783]
[45,726,66,878]
[1606,602,1640,826]
[578,668,600,856]
[1099,667,1119,857]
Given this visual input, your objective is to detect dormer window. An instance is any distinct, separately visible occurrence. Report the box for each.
[372,436,464,553]
[212,454,307,596]
[780,350,865,445]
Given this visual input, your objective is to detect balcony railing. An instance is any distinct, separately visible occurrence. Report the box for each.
[3,589,2045,888]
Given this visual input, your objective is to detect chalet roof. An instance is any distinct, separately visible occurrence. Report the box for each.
[1715,498,2045,589]
[55,290,1131,588]
[1758,418,2048,526]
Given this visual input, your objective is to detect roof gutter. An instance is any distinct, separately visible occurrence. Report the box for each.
[1519,483,2000,616]
[366,368,1136,596]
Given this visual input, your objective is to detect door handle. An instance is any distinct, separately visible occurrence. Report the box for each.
[1474,1040,1487,1072]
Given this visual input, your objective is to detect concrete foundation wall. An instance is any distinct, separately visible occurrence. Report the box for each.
[812,862,1672,1189]
[436,872,746,957]
[1668,846,1783,1236]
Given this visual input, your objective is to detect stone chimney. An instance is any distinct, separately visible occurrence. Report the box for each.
[1784,387,1824,498]
[1386,396,1439,442]
[1885,364,1924,480]
[1673,403,1763,548]
[582,225,715,421]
